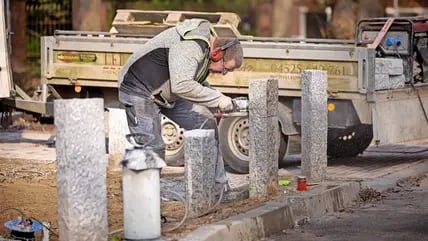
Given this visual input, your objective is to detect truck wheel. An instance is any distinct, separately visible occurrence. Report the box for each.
[219,116,287,174]
[161,116,185,166]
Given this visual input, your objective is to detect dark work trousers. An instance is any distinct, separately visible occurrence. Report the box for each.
[119,90,227,185]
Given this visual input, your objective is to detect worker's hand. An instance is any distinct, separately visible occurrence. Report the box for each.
[218,95,234,112]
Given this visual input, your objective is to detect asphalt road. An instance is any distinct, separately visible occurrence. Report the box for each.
[264,174,428,241]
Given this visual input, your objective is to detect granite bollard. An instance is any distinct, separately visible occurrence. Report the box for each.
[249,78,280,199]
[54,98,108,241]
[301,70,328,183]
[184,129,217,217]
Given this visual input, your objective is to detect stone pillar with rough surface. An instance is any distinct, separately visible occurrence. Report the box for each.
[301,70,328,183]
[184,129,217,217]
[108,108,129,170]
[249,78,279,199]
[54,98,107,241]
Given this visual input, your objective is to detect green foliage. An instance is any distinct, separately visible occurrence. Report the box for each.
[26,0,72,64]
[110,236,120,241]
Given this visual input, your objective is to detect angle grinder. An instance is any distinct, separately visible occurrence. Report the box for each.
[214,97,248,118]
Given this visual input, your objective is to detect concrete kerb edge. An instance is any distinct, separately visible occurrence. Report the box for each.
[179,182,360,241]
[180,160,428,241]
[285,182,360,220]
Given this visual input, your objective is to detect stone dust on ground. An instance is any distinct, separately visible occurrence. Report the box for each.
[0,156,277,241]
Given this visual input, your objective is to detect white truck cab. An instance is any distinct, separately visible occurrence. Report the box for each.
[0,0,12,98]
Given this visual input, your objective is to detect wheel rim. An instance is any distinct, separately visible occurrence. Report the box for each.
[228,117,250,161]
[161,117,184,155]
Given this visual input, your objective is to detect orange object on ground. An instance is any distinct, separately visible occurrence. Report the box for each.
[297,176,307,191]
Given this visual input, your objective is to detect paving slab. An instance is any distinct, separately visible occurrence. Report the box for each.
[0,142,56,161]
[0,129,56,161]
[284,144,428,181]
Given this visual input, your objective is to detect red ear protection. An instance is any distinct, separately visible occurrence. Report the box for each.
[210,47,224,62]
[210,38,240,62]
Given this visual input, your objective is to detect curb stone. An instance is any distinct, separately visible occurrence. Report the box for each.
[179,182,360,241]
[180,159,428,241]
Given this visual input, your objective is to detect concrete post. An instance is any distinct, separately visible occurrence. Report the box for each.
[54,98,107,241]
[121,136,166,241]
[249,78,280,199]
[184,129,217,217]
[301,70,328,183]
[108,108,129,170]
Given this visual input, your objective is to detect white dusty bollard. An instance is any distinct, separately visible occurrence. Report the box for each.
[121,134,166,240]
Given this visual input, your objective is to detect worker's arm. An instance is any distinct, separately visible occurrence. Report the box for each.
[169,40,222,108]
[200,80,212,88]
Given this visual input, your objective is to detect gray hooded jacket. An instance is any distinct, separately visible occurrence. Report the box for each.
[118,19,222,108]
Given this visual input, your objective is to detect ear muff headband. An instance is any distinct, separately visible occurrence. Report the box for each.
[220,38,240,51]
[210,38,240,62]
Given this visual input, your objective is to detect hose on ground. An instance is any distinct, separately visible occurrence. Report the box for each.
[0,207,58,237]
[0,208,25,218]
[194,183,226,218]
[161,189,189,232]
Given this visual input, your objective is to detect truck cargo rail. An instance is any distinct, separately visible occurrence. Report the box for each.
[54,30,355,45]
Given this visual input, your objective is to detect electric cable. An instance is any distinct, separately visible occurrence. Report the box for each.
[29,217,58,237]
[106,189,190,236]
[194,183,226,218]
[199,118,210,129]
[395,46,402,59]
[161,190,189,232]
[0,208,25,218]
[107,228,123,238]
[193,116,230,217]
[143,114,229,233]
[410,81,428,123]
[161,183,226,231]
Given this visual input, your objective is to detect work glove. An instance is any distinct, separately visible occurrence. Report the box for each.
[218,95,234,112]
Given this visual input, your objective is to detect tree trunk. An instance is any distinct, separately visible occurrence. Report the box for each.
[327,0,358,39]
[255,1,273,36]
[328,0,385,39]
[358,0,384,19]
[10,0,28,73]
[272,0,294,37]
[72,0,107,31]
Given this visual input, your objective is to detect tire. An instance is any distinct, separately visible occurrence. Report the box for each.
[165,147,184,166]
[219,116,288,174]
[278,131,288,163]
